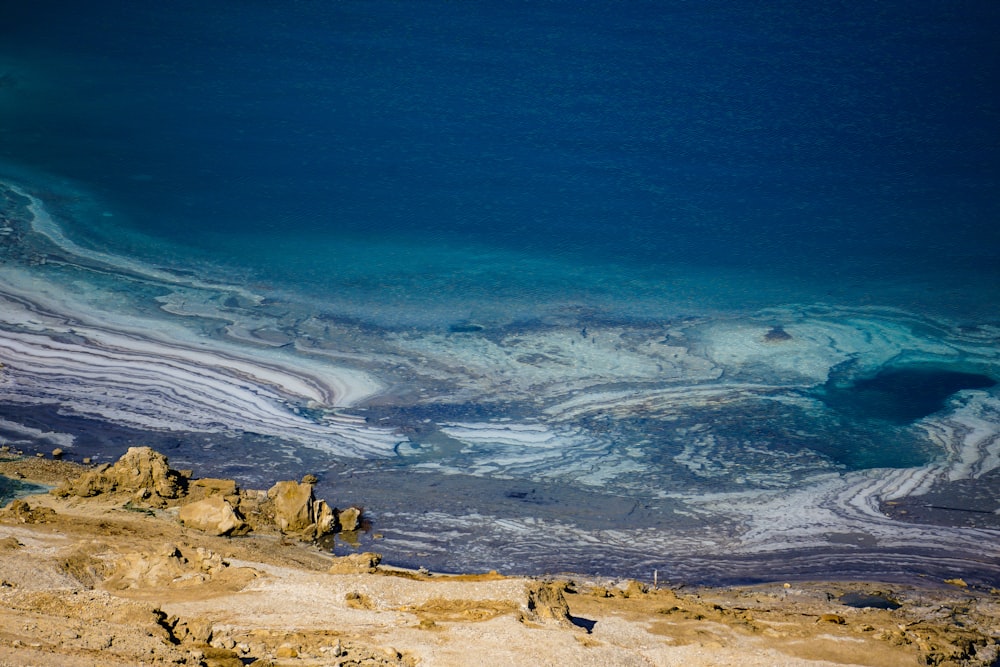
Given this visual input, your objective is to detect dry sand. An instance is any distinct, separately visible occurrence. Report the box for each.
[0,452,997,667]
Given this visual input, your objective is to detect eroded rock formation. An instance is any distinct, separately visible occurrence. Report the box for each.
[178,495,247,536]
[54,446,362,542]
[55,446,185,507]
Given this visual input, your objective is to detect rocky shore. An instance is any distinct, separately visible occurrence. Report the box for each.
[1,447,998,667]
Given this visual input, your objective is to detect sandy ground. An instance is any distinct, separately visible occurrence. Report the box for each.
[1,453,998,667]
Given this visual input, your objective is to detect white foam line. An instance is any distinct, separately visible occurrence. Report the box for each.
[17,185,264,304]
[440,422,565,448]
[544,383,782,421]
[0,298,400,456]
[4,181,384,409]
[0,417,75,448]
[693,396,1000,557]
[0,266,382,408]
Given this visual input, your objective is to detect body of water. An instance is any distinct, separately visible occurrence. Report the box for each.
[0,1,998,584]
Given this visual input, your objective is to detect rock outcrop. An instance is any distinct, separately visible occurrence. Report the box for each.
[178,495,247,536]
[1,499,56,524]
[523,582,574,627]
[261,480,353,540]
[267,480,314,533]
[55,446,186,507]
[103,543,257,591]
[52,447,360,542]
[188,477,238,501]
[328,552,382,574]
[337,505,361,532]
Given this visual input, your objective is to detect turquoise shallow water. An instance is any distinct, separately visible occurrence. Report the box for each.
[0,471,44,506]
[0,2,999,583]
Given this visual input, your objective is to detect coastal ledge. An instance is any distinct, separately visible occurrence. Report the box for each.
[0,449,998,666]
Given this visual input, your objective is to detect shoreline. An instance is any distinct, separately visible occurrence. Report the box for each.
[1,449,998,667]
[4,442,1000,590]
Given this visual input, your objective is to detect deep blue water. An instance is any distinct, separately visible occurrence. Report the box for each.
[2,0,998,322]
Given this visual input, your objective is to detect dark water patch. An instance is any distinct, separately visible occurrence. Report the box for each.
[763,325,793,342]
[882,466,1000,531]
[838,591,901,610]
[791,415,938,470]
[325,468,700,533]
[358,402,541,431]
[821,366,996,425]
[654,549,1000,589]
[636,397,936,480]
[448,322,485,334]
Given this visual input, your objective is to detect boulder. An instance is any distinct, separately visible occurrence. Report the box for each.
[524,582,573,627]
[276,644,298,659]
[313,499,336,535]
[55,446,185,507]
[179,495,246,536]
[266,480,314,533]
[337,506,361,532]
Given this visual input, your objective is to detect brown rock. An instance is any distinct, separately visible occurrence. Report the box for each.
[179,495,246,536]
[186,619,214,644]
[524,582,573,627]
[275,644,298,658]
[337,506,361,532]
[51,448,64,459]
[622,580,649,598]
[328,552,382,574]
[189,478,238,499]
[345,591,374,609]
[267,480,314,533]
[105,550,188,590]
[55,446,186,507]
[314,499,336,535]
[103,544,239,590]
[200,646,243,667]
[59,544,108,587]
[2,499,56,524]
[819,613,846,624]
[0,536,22,551]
